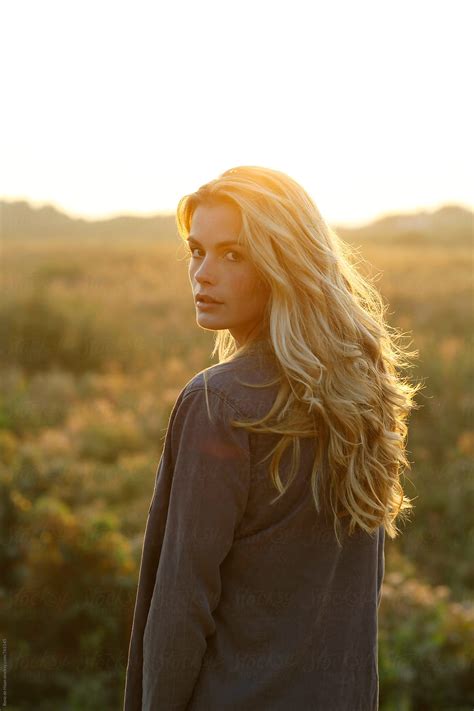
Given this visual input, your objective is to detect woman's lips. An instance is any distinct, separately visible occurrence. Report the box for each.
[196,301,222,309]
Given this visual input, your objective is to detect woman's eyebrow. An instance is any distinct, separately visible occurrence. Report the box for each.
[186,236,242,248]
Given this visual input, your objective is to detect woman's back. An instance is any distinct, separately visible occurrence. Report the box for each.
[124,338,384,711]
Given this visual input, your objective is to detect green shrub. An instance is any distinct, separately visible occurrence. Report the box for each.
[379,572,474,709]
[0,367,76,435]
[2,496,135,708]
[0,289,142,374]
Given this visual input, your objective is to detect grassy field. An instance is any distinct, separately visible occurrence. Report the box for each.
[0,235,472,709]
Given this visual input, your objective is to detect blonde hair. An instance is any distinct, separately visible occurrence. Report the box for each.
[176,165,423,544]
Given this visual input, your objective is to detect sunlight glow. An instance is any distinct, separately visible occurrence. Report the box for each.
[1,0,472,227]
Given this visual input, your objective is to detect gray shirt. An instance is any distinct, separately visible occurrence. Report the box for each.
[123,338,385,710]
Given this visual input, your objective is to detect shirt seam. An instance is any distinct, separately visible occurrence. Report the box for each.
[180,384,252,532]
[181,383,249,422]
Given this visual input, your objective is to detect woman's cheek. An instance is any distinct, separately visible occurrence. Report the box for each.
[227,266,251,296]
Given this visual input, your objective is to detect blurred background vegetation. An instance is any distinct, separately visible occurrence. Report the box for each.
[0,200,473,710]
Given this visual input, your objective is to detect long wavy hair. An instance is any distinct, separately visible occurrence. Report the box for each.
[176,165,423,543]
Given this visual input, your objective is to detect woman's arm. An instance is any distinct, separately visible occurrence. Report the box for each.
[377,526,385,608]
[140,386,251,710]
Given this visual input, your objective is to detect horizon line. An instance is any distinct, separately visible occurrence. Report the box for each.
[1,195,473,231]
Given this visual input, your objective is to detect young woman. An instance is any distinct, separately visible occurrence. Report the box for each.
[123,166,421,710]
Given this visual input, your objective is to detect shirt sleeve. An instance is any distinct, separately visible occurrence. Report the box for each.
[376,525,385,609]
[141,386,251,710]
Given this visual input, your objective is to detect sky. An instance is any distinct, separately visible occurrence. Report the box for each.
[1,0,472,228]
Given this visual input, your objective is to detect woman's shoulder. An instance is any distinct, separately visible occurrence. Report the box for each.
[179,342,280,419]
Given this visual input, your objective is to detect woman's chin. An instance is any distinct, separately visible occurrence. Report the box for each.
[196,314,226,328]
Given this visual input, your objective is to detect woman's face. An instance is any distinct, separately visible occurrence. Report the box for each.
[186,202,270,348]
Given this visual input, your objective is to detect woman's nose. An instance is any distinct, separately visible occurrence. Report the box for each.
[194,257,216,284]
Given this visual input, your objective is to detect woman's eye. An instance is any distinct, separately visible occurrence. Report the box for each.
[226,251,241,262]
[187,247,241,262]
